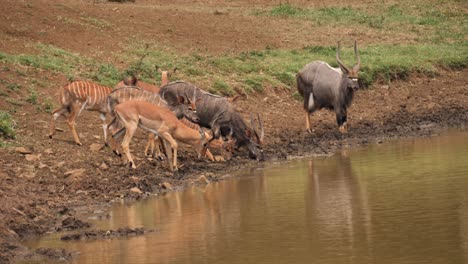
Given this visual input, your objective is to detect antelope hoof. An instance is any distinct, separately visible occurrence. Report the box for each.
[129,161,136,169]
[339,125,348,134]
[76,142,82,146]
[306,128,312,133]
[48,134,53,139]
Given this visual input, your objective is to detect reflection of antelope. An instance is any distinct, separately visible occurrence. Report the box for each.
[297,41,361,133]
[108,100,210,171]
[48,81,112,145]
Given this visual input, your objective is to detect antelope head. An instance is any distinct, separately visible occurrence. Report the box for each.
[172,95,199,123]
[336,40,361,90]
[123,75,139,86]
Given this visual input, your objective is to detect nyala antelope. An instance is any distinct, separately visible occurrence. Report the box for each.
[49,80,112,145]
[296,41,361,133]
[109,100,210,172]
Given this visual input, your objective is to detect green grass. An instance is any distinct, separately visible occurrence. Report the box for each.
[0,0,463,109]
[42,96,55,113]
[26,88,38,105]
[0,111,15,139]
[255,2,466,43]
[2,42,466,93]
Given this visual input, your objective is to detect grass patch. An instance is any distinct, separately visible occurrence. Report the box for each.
[210,79,234,96]
[256,2,467,42]
[7,83,21,91]
[0,111,16,139]
[42,96,55,113]
[26,88,38,105]
[6,98,25,106]
[80,16,113,29]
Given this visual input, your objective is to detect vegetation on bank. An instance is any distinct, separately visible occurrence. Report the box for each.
[0,111,15,145]
[0,42,466,95]
[0,1,466,97]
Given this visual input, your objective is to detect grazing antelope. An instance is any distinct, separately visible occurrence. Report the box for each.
[108,100,210,171]
[145,118,235,161]
[106,85,199,155]
[160,81,265,160]
[49,80,112,146]
[115,68,177,93]
[296,41,361,133]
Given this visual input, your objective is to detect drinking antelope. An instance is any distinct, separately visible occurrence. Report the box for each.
[106,85,198,156]
[48,80,112,145]
[296,41,361,133]
[160,81,265,160]
[108,100,210,171]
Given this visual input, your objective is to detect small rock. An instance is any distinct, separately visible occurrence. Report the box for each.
[38,163,48,169]
[89,143,104,152]
[44,148,54,154]
[198,175,210,185]
[214,155,225,162]
[64,169,86,183]
[161,182,172,190]
[99,162,109,170]
[93,135,101,140]
[25,154,41,162]
[205,172,215,178]
[130,187,142,194]
[15,147,32,154]
[21,172,36,179]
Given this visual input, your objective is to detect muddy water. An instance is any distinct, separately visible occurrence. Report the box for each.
[25,131,468,264]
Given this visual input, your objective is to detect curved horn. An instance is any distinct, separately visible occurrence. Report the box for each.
[257,113,264,145]
[336,41,351,73]
[353,40,361,72]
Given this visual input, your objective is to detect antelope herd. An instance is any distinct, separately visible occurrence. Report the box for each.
[48,41,360,172]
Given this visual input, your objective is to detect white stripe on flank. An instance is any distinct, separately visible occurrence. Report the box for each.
[91,83,97,106]
[78,82,84,98]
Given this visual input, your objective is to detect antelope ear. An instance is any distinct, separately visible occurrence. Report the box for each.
[155,65,161,73]
[130,76,138,86]
[177,96,186,104]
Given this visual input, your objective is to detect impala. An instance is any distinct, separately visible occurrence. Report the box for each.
[109,100,210,171]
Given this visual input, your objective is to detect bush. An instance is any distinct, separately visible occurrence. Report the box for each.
[0,112,16,139]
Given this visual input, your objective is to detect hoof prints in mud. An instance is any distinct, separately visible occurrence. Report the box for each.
[57,216,91,231]
[60,227,155,241]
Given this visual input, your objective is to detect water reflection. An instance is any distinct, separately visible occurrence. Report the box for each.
[25,131,468,264]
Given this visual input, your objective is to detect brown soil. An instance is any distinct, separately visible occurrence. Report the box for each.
[0,0,467,263]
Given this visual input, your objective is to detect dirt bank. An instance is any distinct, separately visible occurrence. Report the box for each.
[1,67,467,263]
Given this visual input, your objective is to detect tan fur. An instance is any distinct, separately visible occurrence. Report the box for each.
[49,81,112,145]
[111,101,209,171]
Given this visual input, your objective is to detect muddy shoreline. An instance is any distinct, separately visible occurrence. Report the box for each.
[0,69,467,263]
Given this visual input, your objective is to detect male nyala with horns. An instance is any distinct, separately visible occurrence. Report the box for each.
[296,41,361,133]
